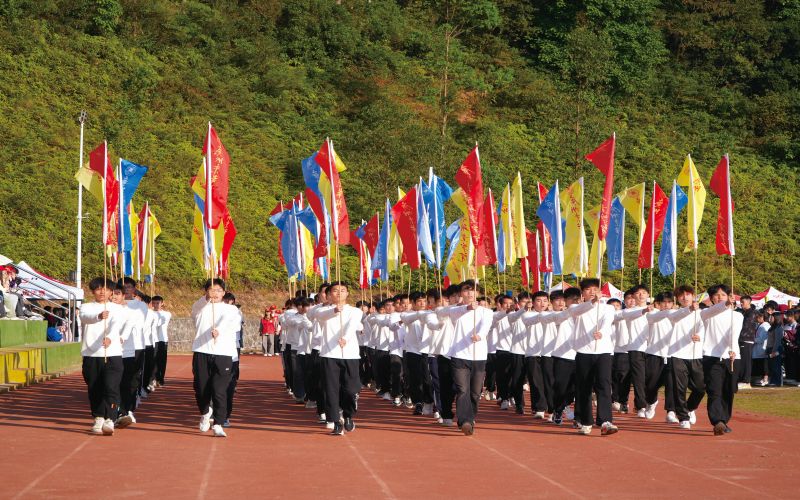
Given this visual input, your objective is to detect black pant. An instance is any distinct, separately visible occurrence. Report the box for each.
[374,350,390,393]
[451,358,486,426]
[291,351,306,399]
[226,351,241,420]
[155,341,168,384]
[120,352,143,415]
[612,352,631,405]
[552,357,575,414]
[304,350,320,403]
[359,346,372,386]
[143,345,156,389]
[282,344,294,389]
[494,350,512,400]
[671,358,706,422]
[321,357,361,423]
[509,353,526,409]
[703,356,740,425]
[525,356,545,412]
[192,352,233,425]
[574,353,613,427]
[738,342,753,384]
[644,354,675,410]
[437,356,455,420]
[484,353,497,392]
[82,356,123,419]
[628,351,647,410]
[406,352,433,405]
[389,354,404,398]
[428,357,441,411]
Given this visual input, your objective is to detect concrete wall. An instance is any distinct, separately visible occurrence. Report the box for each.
[167,316,265,353]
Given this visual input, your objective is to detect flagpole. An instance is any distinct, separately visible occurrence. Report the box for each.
[118,160,125,280]
[102,140,108,364]
[206,122,217,343]
[76,110,87,289]
[730,254,735,372]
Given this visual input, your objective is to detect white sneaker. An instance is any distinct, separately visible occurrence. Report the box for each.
[533,411,545,419]
[212,424,227,437]
[500,400,510,410]
[263,354,268,357]
[422,403,433,416]
[679,421,691,430]
[102,419,114,436]
[483,392,491,401]
[689,410,697,425]
[441,419,454,426]
[437,417,444,424]
[325,421,335,430]
[523,383,530,392]
[645,401,658,420]
[128,411,137,424]
[91,417,105,435]
[116,413,133,428]
[509,397,516,406]
[600,422,618,435]
[381,392,392,401]
[666,411,679,423]
[433,411,440,419]
[490,393,497,401]
[393,397,401,406]
[637,408,647,418]
[578,425,592,435]
[199,408,213,433]
[612,402,621,412]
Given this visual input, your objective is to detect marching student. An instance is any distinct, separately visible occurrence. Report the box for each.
[287,297,314,409]
[540,288,580,425]
[80,277,125,436]
[141,293,158,394]
[280,299,303,401]
[111,286,138,428]
[314,281,364,436]
[119,278,148,406]
[491,295,515,410]
[399,291,434,416]
[306,284,331,423]
[510,291,553,419]
[616,284,651,418]
[483,295,502,402]
[191,278,241,437]
[507,293,528,415]
[660,285,706,429]
[277,299,294,388]
[356,300,373,388]
[423,289,442,421]
[151,295,171,387]
[436,280,494,436]
[611,292,634,413]
[569,278,618,436]
[372,298,403,405]
[642,292,678,422]
[222,293,244,427]
[701,284,743,436]
[425,284,461,426]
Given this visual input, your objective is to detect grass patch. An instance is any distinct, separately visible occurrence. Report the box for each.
[735,388,800,419]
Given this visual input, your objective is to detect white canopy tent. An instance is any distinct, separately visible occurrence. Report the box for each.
[15,261,84,301]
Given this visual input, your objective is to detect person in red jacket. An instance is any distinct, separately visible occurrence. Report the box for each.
[260,306,278,356]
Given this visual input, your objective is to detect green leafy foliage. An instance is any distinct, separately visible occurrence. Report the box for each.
[0,0,796,296]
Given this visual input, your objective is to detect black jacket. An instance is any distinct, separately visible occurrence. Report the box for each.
[737,306,757,343]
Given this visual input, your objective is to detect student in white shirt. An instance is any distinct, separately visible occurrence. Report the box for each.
[643,292,678,422]
[306,285,331,423]
[151,295,171,387]
[437,280,493,436]
[701,284,743,435]
[570,278,618,436]
[316,281,364,435]
[425,284,461,426]
[287,297,313,409]
[506,293,527,415]
[399,291,434,416]
[191,278,241,437]
[509,291,552,418]
[80,277,125,436]
[617,284,650,417]
[356,300,373,388]
[372,298,403,404]
[223,293,245,427]
[541,289,579,425]
[611,291,634,414]
[119,278,149,406]
[491,295,515,409]
[111,287,137,428]
[141,294,158,394]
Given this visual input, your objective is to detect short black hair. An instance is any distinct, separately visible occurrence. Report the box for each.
[674,285,694,297]
[607,298,622,306]
[655,291,674,303]
[549,290,565,301]
[426,289,441,301]
[329,281,349,291]
[518,291,531,300]
[707,284,731,297]
[294,289,308,299]
[122,277,137,287]
[223,292,236,303]
[319,282,331,293]
[564,288,582,300]
[204,278,226,291]
[532,291,548,300]
[151,295,164,302]
[395,293,409,302]
[444,284,461,297]
[579,278,600,290]
[740,295,752,301]
[460,280,476,292]
[629,284,648,295]
[410,291,426,302]
[88,277,114,291]
[298,297,313,308]
[140,294,152,304]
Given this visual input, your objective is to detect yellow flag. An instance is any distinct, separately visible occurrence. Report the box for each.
[585,205,606,279]
[560,178,588,277]
[75,164,104,203]
[387,188,405,272]
[446,217,474,280]
[501,184,516,266]
[192,160,206,201]
[511,172,528,259]
[617,182,646,245]
[190,204,206,269]
[451,188,469,216]
[300,223,315,276]
[676,154,706,252]
[128,203,141,278]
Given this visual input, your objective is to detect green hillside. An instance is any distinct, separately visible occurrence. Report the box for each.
[0,0,797,295]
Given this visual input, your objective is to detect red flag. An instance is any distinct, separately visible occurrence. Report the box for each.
[709,154,735,256]
[525,229,541,292]
[363,214,380,258]
[219,209,237,278]
[304,187,328,258]
[476,190,498,266]
[391,187,420,269]
[270,201,285,265]
[455,146,484,246]
[536,182,553,272]
[585,133,615,241]
[203,124,230,230]
[137,203,149,268]
[637,182,669,269]
[315,138,350,245]
[89,142,119,247]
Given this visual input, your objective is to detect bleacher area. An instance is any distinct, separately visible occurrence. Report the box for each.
[0,320,81,392]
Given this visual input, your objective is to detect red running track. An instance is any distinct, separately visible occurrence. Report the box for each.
[1,354,797,499]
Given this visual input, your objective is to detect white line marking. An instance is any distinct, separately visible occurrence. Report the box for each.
[13,438,92,499]
[346,437,397,499]
[197,439,218,500]
[471,437,582,498]
[607,440,778,498]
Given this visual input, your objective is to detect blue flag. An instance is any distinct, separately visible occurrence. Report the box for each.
[535,181,564,276]
[606,197,626,271]
[418,181,435,265]
[658,181,688,276]
[443,218,461,278]
[370,199,391,281]
[422,170,453,268]
[118,159,148,254]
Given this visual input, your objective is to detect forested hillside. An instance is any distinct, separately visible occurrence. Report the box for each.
[0,0,797,295]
